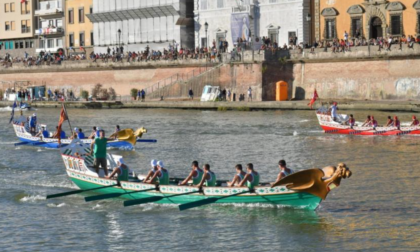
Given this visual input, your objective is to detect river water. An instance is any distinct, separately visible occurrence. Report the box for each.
[0,108,419,252]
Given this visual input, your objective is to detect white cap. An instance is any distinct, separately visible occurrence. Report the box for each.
[33,113,36,116]
[74,127,78,131]
[151,159,157,167]
[118,157,124,164]
[157,161,164,168]
[97,127,101,130]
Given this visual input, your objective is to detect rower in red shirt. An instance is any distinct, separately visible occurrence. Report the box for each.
[348,114,356,129]
[410,115,419,126]
[370,116,378,129]
[393,116,400,130]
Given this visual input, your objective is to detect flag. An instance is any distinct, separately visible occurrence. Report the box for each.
[9,99,17,124]
[308,89,319,109]
[57,104,68,144]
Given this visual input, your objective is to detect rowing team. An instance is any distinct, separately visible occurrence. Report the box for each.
[347,114,419,129]
[34,125,120,140]
[105,159,294,189]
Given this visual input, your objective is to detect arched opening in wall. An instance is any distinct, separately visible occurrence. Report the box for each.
[370,17,383,38]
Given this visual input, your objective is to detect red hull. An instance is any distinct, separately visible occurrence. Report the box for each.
[320,125,420,136]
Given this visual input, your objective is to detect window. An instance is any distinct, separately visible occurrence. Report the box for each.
[40,40,44,49]
[78,8,84,23]
[47,39,54,48]
[268,29,278,43]
[390,15,402,35]
[217,0,224,8]
[19,41,24,48]
[68,9,74,24]
[25,41,30,48]
[418,13,420,34]
[57,38,63,47]
[21,20,31,33]
[200,0,207,10]
[351,18,362,38]
[79,32,85,46]
[21,1,30,14]
[15,41,19,49]
[5,41,9,50]
[201,37,207,47]
[69,34,74,47]
[30,41,33,48]
[10,3,15,12]
[9,41,13,49]
[89,6,93,14]
[5,3,9,12]
[90,31,94,45]
[11,21,15,31]
[5,21,10,31]
[325,19,336,39]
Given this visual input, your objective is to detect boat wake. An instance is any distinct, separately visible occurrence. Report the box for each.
[0,107,12,112]
[293,131,299,136]
[19,194,46,203]
[47,203,66,208]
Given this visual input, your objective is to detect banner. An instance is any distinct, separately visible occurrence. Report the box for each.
[231,13,250,45]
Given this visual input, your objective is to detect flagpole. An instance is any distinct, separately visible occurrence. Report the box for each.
[62,103,74,137]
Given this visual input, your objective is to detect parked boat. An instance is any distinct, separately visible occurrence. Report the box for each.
[49,139,352,211]
[12,115,155,149]
[316,107,420,136]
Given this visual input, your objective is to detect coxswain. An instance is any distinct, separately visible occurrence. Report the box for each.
[393,116,401,130]
[271,160,294,186]
[370,116,378,129]
[348,114,356,129]
[77,128,85,139]
[197,164,217,187]
[329,102,338,122]
[29,113,37,134]
[106,157,129,182]
[88,126,97,139]
[238,163,260,190]
[227,164,246,187]
[143,160,158,183]
[89,129,109,176]
[410,116,419,126]
[179,161,203,186]
[361,115,371,127]
[385,116,393,127]
[146,161,169,185]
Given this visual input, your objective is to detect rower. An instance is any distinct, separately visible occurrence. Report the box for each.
[370,116,378,129]
[77,128,85,139]
[329,102,338,122]
[348,114,356,129]
[146,161,169,185]
[106,157,129,182]
[393,116,401,130]
[29,113,37,134]
[272,160,294,186]
[112,125,121,139]
[51,126,59,138]
[179,161,203,186]
[410,116,419,126]
[238,163,260,190]
[197,164,217,187]
[143,160,158,183]
[361,115,371,127]
[35,126,49,138]
[88,126,97,139]
[227,164,246,187]
[71,127,78,139]
[385,116,394,127]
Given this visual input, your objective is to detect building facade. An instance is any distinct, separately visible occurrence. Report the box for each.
[87,0,194,53]
[34,0,65,53]
[194,0,312,49]
[65,0,93,55]
[0,0,38,57]
[316,0,420,41]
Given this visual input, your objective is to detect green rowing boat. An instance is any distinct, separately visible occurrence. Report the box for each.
[55,139,352,211]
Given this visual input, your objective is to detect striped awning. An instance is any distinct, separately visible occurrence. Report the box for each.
[86,5,178,23]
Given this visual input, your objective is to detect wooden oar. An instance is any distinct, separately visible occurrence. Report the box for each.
[123,190,200,207]
[84,187,156,202]
[46,184,117,199]
[136,139,157,143]
[178,190,251,211]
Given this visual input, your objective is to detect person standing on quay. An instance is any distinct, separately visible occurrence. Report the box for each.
[90,130,108,176]
[247,87,252,102]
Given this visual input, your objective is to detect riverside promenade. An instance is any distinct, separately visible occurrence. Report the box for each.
[1,100,420,112]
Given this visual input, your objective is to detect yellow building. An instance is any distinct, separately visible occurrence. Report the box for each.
[65,0,93,55]
[0,0,37,57]
[315,0,420,41]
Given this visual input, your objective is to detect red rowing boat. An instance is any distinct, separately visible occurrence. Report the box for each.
[316,108,420,136]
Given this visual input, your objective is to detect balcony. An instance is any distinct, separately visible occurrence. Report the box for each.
[35,26,64,36]
[35,1,63,16]
[21,27,31,33]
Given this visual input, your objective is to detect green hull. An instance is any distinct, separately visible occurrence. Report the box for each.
[71,177,322,210]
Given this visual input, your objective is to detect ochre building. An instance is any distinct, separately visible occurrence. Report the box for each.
[314,0,420,41]
[65,0,93,55]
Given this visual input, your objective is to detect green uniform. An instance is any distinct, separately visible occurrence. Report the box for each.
[192,168,204,185]
[246,171,260,189]
[205,171,216,186]
[93,138,107,158]
[158,169,169,185]
[117,165,129,182]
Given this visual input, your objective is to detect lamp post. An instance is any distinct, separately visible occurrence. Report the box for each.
[204,22,209,48]
[306,13,312,47]
[118,29,121,54]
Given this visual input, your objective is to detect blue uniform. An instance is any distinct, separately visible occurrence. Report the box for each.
[42,130,49,138]
[77,132,85,139]
[60,131,66,139]
[29,116,37,127]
